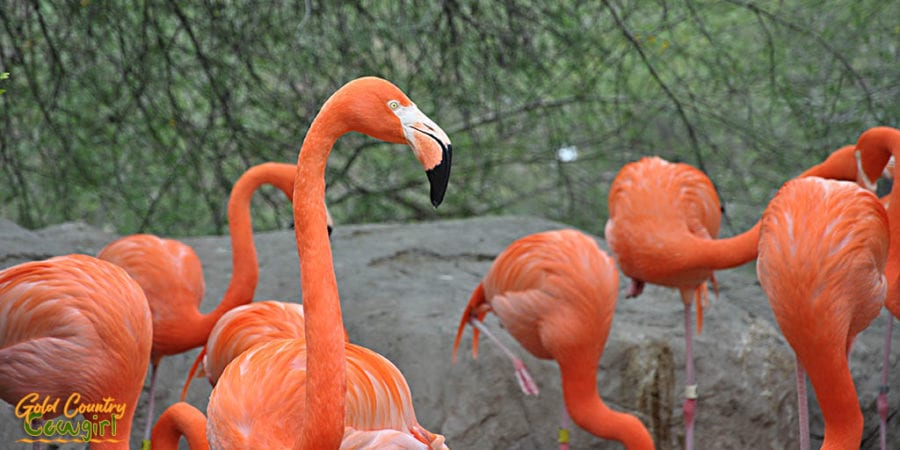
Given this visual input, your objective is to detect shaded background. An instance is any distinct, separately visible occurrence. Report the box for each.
[1,0,897,237]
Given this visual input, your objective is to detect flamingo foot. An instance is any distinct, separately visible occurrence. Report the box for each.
[626,278,645,298]
[513,359,540,396]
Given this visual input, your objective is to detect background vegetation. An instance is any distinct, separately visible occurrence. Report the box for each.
[1,0,897,237]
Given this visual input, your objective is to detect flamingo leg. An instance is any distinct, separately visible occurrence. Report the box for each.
[142,361,159,445]
[31,418,44,450]
[683,301,697,450]
[626,278,645,298]
[468,318,539,396]
[558,401,571,450]
[796,357,810,450]
[879,315,893,450]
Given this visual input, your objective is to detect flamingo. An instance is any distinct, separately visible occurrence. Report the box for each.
[452,229,655,450]
[207,338,448,449]
[150,402,209,450]
[95,161,318,443]
[603,146,878,449]
[0,254,153,449]
[202,77,450,449]
[757,177,888,449]
[852,126,900,450]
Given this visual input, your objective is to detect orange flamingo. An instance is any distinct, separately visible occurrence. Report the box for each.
[453,229,655,449]
[757,177,888,449]
[852,126,900,450]
[603,147,875,449]
[150,402,209,450]
[95,162,307,442]
[204,77,449,448]
[207,338,448,449]
[0,254,153,449]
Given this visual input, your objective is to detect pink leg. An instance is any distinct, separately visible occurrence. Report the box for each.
[469,318,539,395]
[558,403,571,450]
[626,278,645,298]
[142,362,159,446]
[879,315,893,450]
[683,302,696,450]
[796,358,810,450]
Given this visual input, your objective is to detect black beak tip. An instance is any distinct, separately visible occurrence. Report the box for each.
[327,225,334,237]
[426,145,452,208]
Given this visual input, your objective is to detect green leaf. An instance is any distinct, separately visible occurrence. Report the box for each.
[0,72,8,80]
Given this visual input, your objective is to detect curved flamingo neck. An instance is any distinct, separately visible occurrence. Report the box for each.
[681,147,870,272]
[802,355,863,450]
[558,360,654,450]
[209,163,296,321]
[151,402,209,450]
[292,102,348,449]
[179,164,299,348]
[683,222,761,271]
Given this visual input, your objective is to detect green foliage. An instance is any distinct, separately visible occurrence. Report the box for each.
[0,1,896,236]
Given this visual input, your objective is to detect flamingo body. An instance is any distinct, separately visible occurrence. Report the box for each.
[606,157,722,305]
[0,254,153,449]
[757,177,888,449]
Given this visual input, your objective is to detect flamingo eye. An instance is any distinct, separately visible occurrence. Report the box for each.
[387,100,401,111]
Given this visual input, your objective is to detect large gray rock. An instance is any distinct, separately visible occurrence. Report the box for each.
[0,216,897,449]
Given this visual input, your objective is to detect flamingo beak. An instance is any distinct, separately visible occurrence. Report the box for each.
[398,105,452,207]
[424,140,452,207]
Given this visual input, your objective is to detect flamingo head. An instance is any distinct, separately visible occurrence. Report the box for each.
[331,77,453,207]
[854,126,900,193]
